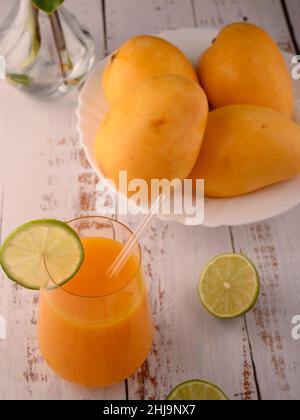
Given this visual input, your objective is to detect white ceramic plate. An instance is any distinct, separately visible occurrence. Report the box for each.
[77,27,300,227]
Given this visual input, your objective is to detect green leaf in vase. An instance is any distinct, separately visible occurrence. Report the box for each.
[7,74,33,86]
[22,4,41,68]
[31,0,65,14]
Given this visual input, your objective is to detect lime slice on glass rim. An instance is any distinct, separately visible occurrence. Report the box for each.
[198,254,260,319]
[0,220,84,290]
[167,380,228,400]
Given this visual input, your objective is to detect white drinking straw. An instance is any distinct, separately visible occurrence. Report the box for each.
[107,194,166,278]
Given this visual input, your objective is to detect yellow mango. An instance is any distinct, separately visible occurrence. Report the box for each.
[102,35,198,105]
[96,75,208,192]
[190,105,300,198]
[198,23,294,117]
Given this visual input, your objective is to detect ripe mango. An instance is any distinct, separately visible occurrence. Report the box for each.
[96,75,208,193]
[102,35,198,105]
[190,105,300,198]
[198,23,294,117]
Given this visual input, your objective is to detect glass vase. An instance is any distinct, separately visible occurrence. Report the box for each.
[0,0,95,98]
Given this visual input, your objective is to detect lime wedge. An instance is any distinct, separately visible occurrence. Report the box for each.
[198,254,260,319]
[167,380,228,400]
[0,220,84,290]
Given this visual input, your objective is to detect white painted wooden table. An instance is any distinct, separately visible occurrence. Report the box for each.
[0,0,300,401]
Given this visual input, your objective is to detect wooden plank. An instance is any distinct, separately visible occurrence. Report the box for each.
[0,0,298,401]
[126,220,258,400]
[285,0,300,52]
[0,85,125,401]
[105,0,258,400]
[192,0,295,52]
[191,0,300,400]
[105,0,196,53]
[0,1,125,400]
[231,208,300,400]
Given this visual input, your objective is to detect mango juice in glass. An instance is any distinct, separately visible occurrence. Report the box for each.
[37,216,153,388]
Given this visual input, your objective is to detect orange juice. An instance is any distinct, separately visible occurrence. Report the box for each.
[38,236,153,388]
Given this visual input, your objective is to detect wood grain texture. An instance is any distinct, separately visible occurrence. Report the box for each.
[285,0,300,53]
[0,0,300,401]
[0,82,125,400]
[105,0,196,53]
[192,0,294,52]
[231,210,300,400]
[0,0,124,400]
[105,0,300,401]
[128,220,258,400]
[191,0,300,400]
[105,0,261,401]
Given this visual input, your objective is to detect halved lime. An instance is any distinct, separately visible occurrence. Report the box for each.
[198,254,260,319]
[167,380,228,400]
[0,220,84,290]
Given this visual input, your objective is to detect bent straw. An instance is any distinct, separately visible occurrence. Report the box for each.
[107,194,166,278]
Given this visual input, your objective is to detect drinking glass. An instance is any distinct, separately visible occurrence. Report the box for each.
[38,216,153,388]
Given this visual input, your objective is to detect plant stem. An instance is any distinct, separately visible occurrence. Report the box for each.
[49,10,72,79]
